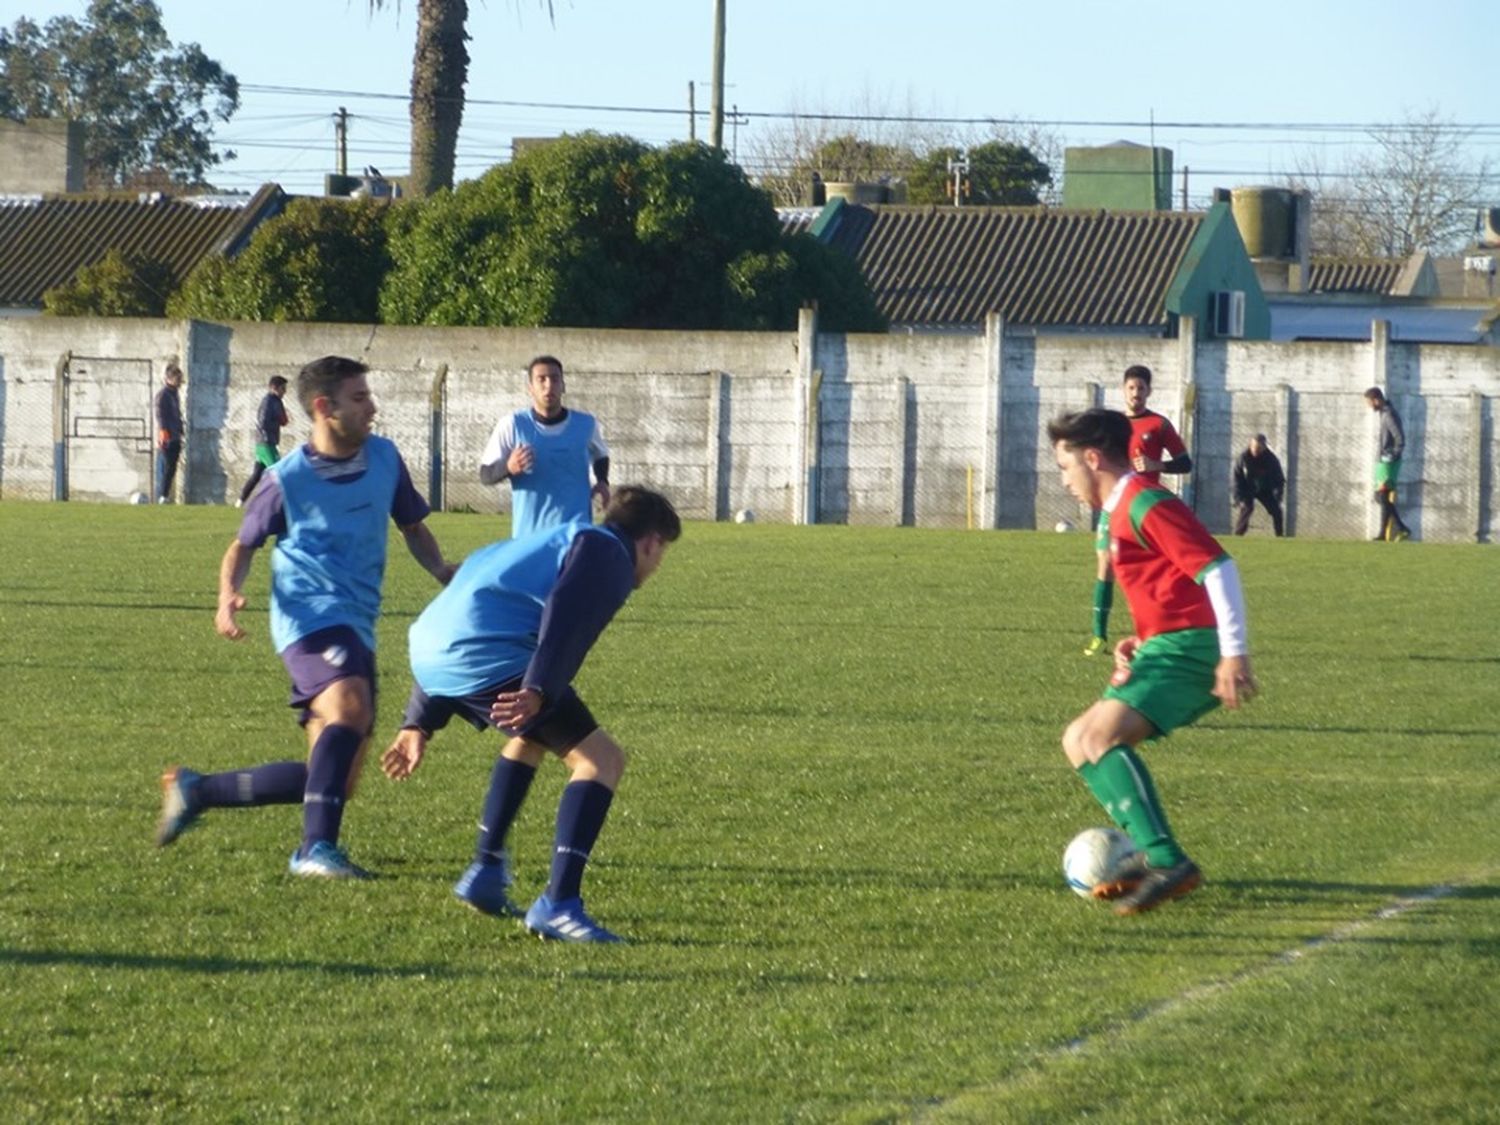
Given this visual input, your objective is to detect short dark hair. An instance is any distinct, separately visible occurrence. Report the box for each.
[1364,386,1386,404]
[527,355,563,379]
[1047,408,1131,463]
[604,486,682,543]
[1123,364,1153,387]
[269,375,289,391]
[297,355,368,417]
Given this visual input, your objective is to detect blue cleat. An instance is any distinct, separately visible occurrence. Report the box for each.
[156,766,204,847]
[524,895,623,943]
[453,856,522,918]
[288,840,373,880]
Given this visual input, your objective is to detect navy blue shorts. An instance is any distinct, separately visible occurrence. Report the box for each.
[401,678,598,753]
[280,625,377,729]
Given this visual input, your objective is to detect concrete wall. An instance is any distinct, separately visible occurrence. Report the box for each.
[2,314,1498,542]
[0,119,85,194]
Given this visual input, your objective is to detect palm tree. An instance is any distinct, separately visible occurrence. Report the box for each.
[366,0,552,197]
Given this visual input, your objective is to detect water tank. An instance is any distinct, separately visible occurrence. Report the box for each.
[1231,186,1296,259]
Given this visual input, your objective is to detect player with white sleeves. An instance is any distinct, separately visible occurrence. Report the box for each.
[1049,408,1258,915]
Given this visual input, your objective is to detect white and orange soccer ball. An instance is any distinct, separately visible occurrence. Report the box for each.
[1062,827,1143,899]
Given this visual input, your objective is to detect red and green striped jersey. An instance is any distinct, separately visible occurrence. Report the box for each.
[1127,409,1186,485]
[1105,474,1228,640]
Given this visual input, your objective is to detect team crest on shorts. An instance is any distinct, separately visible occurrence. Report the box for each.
[323,644,348,669]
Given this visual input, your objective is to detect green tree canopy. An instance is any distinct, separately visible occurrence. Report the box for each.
[168,198,392,323]
[0,0,238,188]
[42,249,173,317]
[380,133,885,332]
[906,141,1052,206]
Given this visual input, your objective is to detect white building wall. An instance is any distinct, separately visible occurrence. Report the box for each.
[2,314,1499,542]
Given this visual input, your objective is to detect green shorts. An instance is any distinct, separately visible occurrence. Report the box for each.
[1374,458,1401,488]
[254,442,280,468]
[1102,628,1221,736]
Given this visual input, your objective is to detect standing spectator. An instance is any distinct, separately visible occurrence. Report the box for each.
[237,376,292,507]
[1364,387,1411,541]
[154,356,456,879]
[1084,364,1193,656]
[154,362,185,504]
[479,355,611,538]
[1231,434,1286,537]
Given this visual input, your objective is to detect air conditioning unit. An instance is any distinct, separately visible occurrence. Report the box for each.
[1213,290,1246,338]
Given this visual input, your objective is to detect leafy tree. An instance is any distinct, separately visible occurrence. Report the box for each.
[42,249,172,316]
[906,141,1052,206]
[168,198,392,323]
[365,0,551,197]
[0,0,239,188]
[381,132,885,332]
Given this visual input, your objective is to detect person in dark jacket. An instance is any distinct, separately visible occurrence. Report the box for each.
[1231,434,1286,537]
[1364,387,1411,541]
[153,363,185,503]
[237,376,292,506]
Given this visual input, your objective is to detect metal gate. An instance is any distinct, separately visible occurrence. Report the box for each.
[65,356,155,502]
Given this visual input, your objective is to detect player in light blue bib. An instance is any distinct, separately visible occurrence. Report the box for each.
[479,355,611,538]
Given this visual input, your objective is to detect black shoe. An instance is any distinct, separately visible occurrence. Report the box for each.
[1113,859,1202,916]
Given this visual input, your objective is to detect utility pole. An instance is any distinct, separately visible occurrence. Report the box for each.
[688,81,697,143]
[709,0,726,152]
[947,150,970,207]
[335,106,349,177]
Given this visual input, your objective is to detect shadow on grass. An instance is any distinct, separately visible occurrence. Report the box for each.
[1199,720,1490,740]
[1408,654,1500,665]
[0,946,949,989]
[1210,878,1499,901]
[0,948,465,978]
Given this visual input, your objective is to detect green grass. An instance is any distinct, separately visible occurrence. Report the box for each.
[1,501,1496,1123]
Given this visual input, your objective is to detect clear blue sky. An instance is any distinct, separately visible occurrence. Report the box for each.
[15,0,1499,203]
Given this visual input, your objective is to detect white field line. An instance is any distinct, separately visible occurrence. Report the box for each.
[1059,881,1459,1055]
[917,877,1476,1121]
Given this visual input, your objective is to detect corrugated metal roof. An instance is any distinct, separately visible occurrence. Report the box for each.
[0,184,286,307]
[1306,257,1403,295]
[812,204,1204,328]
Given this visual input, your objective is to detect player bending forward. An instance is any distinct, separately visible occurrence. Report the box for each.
[381,486,680,943]
[1050,408,1257,915]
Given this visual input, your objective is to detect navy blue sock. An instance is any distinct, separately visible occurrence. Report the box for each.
[302,724,363,850]
[199,762,307,807]
[545,780,615,903]
[475,757,538,865]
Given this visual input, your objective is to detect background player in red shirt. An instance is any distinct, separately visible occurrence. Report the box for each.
[1050,407,1256,915]
[1084,365,1193,656]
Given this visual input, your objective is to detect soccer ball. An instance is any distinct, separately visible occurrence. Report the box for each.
[734,508,755,524]
[128,491,149,505]
[1054,519,1076,533]
[1062,827,1141,898]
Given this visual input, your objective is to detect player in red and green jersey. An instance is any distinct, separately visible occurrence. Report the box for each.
[1084,365,1193,656]
[1050,407,1257,915]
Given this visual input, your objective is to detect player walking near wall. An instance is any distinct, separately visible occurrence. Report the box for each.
[1364,387,1411,541]
[1050,408,1257,915]
[155,356,456,878]
[1084,365,1193,656]
[479,355,611,537]
[381,487,680,942]
[236,375,292,506]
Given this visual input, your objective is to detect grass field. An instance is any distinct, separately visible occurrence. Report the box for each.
[2,501,1497,1122]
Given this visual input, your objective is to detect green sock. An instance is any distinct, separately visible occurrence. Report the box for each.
[1091,580,1113,640]
[1077,746,1185,867]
